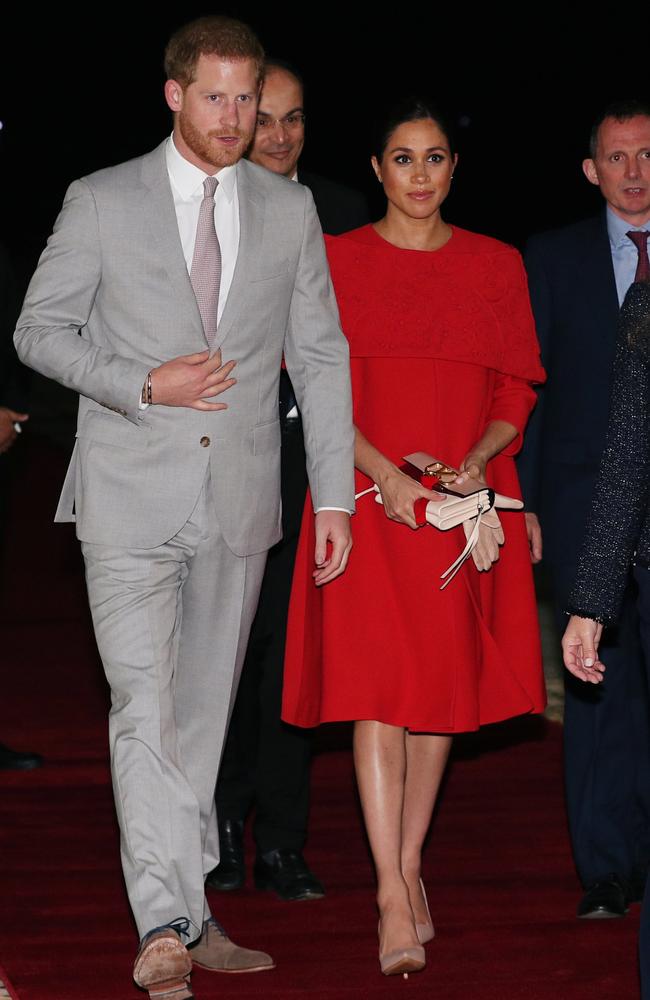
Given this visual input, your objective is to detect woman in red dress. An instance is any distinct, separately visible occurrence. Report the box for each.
[282,99,546,977]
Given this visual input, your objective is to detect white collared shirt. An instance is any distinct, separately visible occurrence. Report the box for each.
[607,205,650,307]
[165,134,239,324]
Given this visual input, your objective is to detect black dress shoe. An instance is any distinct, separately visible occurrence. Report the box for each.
[0,742,43,771]
[254,848,325,901]
[577,875,628,918]
[205,819,245,891]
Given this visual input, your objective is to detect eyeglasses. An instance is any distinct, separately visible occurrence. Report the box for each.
[256,113,306,132]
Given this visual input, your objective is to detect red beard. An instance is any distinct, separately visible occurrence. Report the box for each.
[178,112,253,169]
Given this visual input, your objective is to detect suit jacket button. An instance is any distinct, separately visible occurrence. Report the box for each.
[200,436,210,447]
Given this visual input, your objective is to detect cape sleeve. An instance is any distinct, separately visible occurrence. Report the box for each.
[487,373,538,457]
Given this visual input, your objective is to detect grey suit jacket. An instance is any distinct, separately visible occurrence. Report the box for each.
[15,141,354,555]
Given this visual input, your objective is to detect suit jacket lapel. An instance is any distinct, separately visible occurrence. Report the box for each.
[140,142,206,349]
[214,159,265,352]
[584,213,619,333]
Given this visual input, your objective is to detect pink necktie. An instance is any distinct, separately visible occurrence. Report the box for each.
[626,230,650,283]
[190,176,221,348]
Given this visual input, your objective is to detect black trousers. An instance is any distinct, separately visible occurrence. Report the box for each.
[215,418,311,854]
[554,565,650,890]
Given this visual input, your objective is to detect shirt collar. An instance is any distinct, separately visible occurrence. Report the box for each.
[607,204,649,249]
[166,134,237,201]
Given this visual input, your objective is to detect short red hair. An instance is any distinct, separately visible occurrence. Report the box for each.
[164,15,265,88]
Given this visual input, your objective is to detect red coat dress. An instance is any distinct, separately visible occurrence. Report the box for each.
[282,225,547,733]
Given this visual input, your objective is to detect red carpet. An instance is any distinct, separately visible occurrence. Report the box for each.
[0,437,641,999]
[0,963,20,1000]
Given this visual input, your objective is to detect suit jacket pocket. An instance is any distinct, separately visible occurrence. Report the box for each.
[76,409,149,452]
[253,419,281,455]
[249,262,289,283]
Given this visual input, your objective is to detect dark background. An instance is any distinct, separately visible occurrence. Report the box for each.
[1,7,648,289]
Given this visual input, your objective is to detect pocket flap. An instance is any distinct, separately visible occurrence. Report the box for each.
[253,420,281,455]
[76,410,149,452]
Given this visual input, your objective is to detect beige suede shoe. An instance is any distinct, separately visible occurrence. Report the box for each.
[133,928,193,999]
[190,918,275,974]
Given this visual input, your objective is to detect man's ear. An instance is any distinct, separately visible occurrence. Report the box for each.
[164,79,184,114]
[582,158,600,187]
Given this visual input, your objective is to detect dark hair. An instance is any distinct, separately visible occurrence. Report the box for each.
[164,15,265,88]
[371,97,456,161]
[589,98,650,158]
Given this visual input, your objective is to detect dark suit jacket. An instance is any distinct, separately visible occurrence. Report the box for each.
[278,171,369,418]
[298,170,369,236]
[0,244,27,412]
[517,213,620,574]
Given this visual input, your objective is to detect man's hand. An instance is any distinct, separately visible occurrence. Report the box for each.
[150,350,236,410]
[562,615,605,684]
[313,511,353,586]
[525,512,543,564]
[0,408,28,454]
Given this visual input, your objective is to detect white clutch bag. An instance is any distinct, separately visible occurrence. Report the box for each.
[355,452,523,588]
[401,451,523,525]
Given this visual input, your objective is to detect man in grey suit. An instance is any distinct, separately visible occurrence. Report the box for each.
[14,16,354,1000]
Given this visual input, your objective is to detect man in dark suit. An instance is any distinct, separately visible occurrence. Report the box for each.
[207,60,368,901]
[518,100,650,919]
[0,244,41,771]
[0,247,28,461]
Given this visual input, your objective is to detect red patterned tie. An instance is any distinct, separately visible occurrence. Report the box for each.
[190,176,221,348]
[626,230,650,283]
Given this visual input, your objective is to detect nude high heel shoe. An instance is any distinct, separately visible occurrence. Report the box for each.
[416,878,435,945]
[378,921,425,977]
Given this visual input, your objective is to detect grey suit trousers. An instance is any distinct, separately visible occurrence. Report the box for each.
[81,470,266,940]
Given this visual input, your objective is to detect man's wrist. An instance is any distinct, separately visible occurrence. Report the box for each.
[140,370,153,409]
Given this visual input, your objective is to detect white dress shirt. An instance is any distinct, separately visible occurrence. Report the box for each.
[139,136,237,412]
[166,135,239,323]
[607,205,650,306]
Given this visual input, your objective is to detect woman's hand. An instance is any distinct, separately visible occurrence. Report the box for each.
[453,450,488,487]
[562,615,605,684]
[451,422,519,487]
[377,467,443,530]
[463,515,504,571]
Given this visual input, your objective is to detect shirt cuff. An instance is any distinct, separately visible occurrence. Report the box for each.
[314,506,354,515]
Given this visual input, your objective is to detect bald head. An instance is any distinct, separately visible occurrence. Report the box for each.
[249,66,305,178]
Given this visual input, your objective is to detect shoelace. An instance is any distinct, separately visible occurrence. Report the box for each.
[169,917,192,940]
[140,916,194,947]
